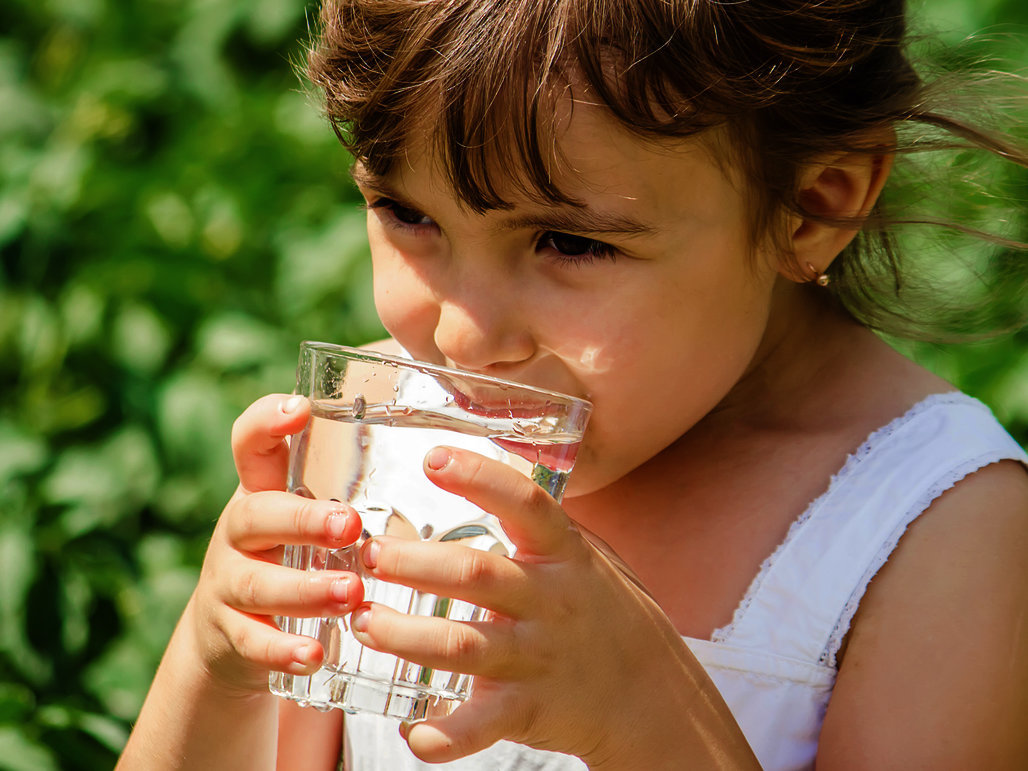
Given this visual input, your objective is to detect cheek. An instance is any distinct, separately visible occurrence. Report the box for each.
[562,277,775,494]
[368,232,439,348]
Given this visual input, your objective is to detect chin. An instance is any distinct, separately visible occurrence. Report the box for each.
[561,449,616,499]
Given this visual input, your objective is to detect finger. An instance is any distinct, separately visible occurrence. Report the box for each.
[224,491,362,553]
[231,394,311,493]
[360,536,531,618]
[218,555,364,618]
[403,694,517,764]
[348,603,522,679]
[423,447,574,559]
[213,607,326,677]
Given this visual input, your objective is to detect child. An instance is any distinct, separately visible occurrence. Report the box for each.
[118,1,1028,769]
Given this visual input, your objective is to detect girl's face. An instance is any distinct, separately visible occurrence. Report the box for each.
[354,100,784,495]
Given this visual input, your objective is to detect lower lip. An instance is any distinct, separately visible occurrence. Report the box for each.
[492,436,582,473]
[449,388,564,419]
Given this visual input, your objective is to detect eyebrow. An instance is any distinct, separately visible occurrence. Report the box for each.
[350,165,655,238]
[496,209,655,237]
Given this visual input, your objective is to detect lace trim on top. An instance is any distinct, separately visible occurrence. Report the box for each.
[819,451,1017,667]
[707,391,979,653]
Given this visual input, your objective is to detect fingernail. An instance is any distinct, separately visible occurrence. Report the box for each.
[327,510,349,542]
[281,395,304,414]
[293,644,313,665]
[426,447,451,470]
[363,540,379,569]
[331,578,350,604]
[399,721,412,740]
[351,607,369,634]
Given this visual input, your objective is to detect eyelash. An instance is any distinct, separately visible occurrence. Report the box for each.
[365,197,436,232]
[365,197,618,265]
[535,231,617,266]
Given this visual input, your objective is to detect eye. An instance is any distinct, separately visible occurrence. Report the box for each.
[536,231,617,264]
[366,197,436,231]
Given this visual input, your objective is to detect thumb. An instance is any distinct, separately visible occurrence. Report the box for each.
[403,694,516,764]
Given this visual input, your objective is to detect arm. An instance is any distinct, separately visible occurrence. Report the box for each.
[122,598,345,771]
[277,699,344,771]
[818,459,1028,769]
[117,395,363,770]
[116,596,279,770]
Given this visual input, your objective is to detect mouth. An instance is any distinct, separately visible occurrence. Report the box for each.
[439,360,588,415]
[449,386,564,420]
[443,364,593,418]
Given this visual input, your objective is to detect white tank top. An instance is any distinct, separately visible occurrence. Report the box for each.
[340,393,1028,770]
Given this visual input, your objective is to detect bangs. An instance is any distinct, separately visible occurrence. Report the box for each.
[308,0,729,211]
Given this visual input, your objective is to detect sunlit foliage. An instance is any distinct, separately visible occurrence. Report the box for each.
[0,0,1024,767]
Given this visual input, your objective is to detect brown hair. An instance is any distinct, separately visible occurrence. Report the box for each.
[306,0,1028,338]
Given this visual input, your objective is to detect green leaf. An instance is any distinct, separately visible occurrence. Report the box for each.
[44,426,159,535]
[58,283,105,348]
[0,422,47,483]
[156,370,237,474]
[245,0,306,45]
[273,207,371,319]
[194,312,288,371]
[111,301,173,375]
[16,296,66,377]
[81,636,155,722]
[35,705,129,753]
[144,191,196,249]
[0,492,51,684]
[58,565,93,656]
[0,727,59,771]
[0,683,36,724]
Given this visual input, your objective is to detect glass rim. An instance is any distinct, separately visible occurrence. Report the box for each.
[301,340,593,410]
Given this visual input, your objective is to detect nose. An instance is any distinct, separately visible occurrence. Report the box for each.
[432,280,535,373]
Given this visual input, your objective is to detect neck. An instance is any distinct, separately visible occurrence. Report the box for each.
[560,280,952,637]
[706,278,870,432]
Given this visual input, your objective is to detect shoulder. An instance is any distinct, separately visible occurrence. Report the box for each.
[817,459,1028,769]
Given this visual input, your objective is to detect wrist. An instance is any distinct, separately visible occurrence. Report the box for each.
[118,598,279,770]
[579,645,759,771]
[178,593,277,704]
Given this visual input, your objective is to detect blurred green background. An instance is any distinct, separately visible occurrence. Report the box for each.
[0,1,1025,768]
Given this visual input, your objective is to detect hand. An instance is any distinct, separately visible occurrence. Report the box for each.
[348,446,754,768]
[188,394,365,695]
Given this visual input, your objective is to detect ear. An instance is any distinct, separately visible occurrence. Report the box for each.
[783,145,894,282]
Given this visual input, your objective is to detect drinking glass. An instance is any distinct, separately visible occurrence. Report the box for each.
[269,342,592,720]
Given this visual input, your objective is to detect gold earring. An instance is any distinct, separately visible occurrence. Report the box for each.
[806,262,830,287]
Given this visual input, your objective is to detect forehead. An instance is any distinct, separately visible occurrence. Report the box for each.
[364,90,737,213]
[356,95,748,240]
